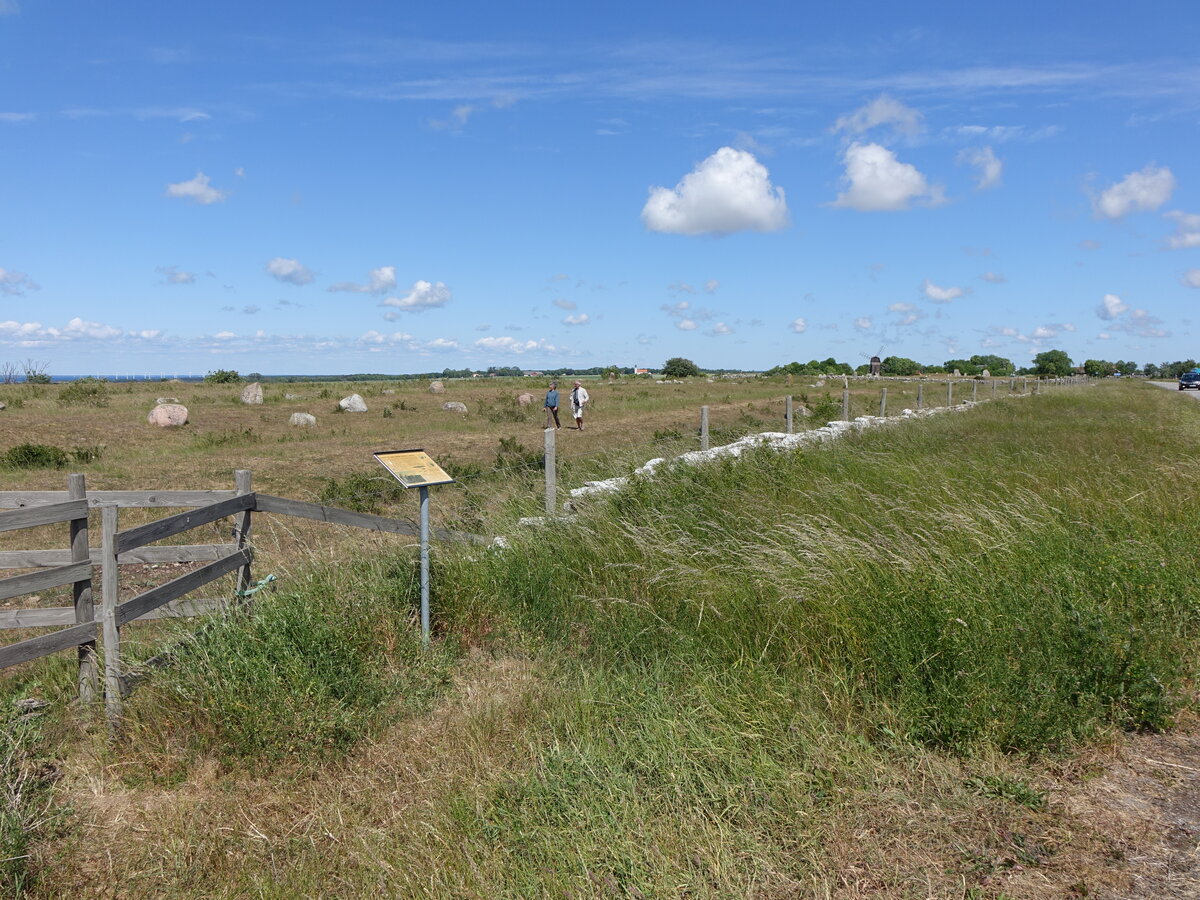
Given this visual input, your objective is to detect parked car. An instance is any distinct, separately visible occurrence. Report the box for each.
[1179,372,1200,390]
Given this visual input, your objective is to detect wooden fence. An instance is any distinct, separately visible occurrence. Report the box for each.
[0,470,482,726]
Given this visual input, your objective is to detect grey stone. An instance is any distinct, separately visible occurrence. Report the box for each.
[517,392,535,407]
[240,382,264,405]
[284,393,303,400]
[442,401,468,413]
[952,369,961,377]
[381,389,396,395]
[797,406,813,417]
[148,404,188,427]
[428,381,446,394]
[289,412,317,427]
[155,396,178,405]
[339,393,368,413]
[0,401,6,411]
[981,369,991,378]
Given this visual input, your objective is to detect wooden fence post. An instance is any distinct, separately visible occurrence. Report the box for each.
[917,383,924,410]
[947,380,953,407]
[100,504,122,731]
[233,469,253,607]
[841,389,849,421]
[544,427,556,515]
[1009,376,1015,393]
[785,396,793,434]
[68,474,97,703]
[879,388,887,417]
[700,406,709,450]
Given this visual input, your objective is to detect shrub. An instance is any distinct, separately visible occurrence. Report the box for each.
[191,428,261,449]
[1,443,69,469]
[57,377,110,407]
[494,436,542,472]
[319,471,405,513]
[70,445,104,463]
[203,369,242,384]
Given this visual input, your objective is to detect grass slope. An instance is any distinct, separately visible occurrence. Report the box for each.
[5,381,1199,898]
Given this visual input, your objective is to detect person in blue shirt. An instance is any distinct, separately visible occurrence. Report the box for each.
[543,381,561,428]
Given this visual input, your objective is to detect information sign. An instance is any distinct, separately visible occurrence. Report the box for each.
[373,449,455,488]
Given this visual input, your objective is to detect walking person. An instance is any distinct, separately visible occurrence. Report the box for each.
[543,381,561,429]
[570,380,590,431]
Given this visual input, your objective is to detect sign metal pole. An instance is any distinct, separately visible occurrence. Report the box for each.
[419,485,430,648]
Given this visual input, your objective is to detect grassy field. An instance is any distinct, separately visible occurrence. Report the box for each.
[5,377,1191,897]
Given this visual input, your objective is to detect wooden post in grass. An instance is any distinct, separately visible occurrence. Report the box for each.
[972,381,978,402]
[233,469,253,608]
[700,406,709,450]
[841,389,849,421]
[992,380,997,398]
[917,383,924,410]
[544,427,556,515]
[1009,376,1015,393]
[100,504,122,731]
[947,380,953,407]
[879,388,887,417]
[785,396,793,434]
[68,473,97,703]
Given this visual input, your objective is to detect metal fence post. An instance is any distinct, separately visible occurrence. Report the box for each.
[100,504,122,731]
[544,427,556,515]
[700,405,709,450]
[785,395,793,434]
[419,485,430,649]
[68,473,97,703]
[917,383,924,410]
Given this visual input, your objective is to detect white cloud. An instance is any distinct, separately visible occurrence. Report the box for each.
[1096,293,1128,320]
[1164,211,1200,249]
[1111,308,1169,338]
[832,143,944,212]
[265,257,315,285]
[921,279,966,303]
[854,316,872,330]
[131,329,162,340]
[1093,164,1175,219]
[329,266,397,294]
[668,282,696,294]
[426,337,459,351]
[710,322,733,335]
[164,171,228,205]
[473,336,560,354]
[704,279,719,293]
[0,267,39,295]
[380,280,451,311]
[1182,269,1200,288]
[641,147,789,236]
[213,331,236,340]
[833,95,923,140]
[888,302,922,326]
[789,317,807,333]
[980,271,1007,284]
[676,319,697,331]
[562,313,589,326]
[157,265,195,285]
[0,112,33,122]
[553,298,577,310]
[63,317,121,340]
[957,146,1002,190]
[945,124,1060,143]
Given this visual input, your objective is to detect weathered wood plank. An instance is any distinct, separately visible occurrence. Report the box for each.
[116,549,249,626]
[0,561,92,603]
[0,543,238,569]
[0,621,97,669]
[0,597,226,630]
[115,494,255,555]
[0,490,236,509]
[254,493,487,544]
[0,499,89,534]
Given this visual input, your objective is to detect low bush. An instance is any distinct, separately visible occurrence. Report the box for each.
[191,428,261,449]
[57,376,109,407]
[1,443,69,469]
[318,471,405,513]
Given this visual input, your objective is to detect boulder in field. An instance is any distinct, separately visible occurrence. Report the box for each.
[241,382,264,405]
[517,392,535,407]
[428,381,446,394]
[981,369,991,378]
[148,404,188,427]
[284,393,303,400]
[155,396,178,405]
[0,401,6,411]
[290,412,317,427]
[339,394,368,413]
[442,401,468,414]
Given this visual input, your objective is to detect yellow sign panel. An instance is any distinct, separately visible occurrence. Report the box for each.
[374,449,455,488]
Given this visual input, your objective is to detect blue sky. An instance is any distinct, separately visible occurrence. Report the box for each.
[2,0,1199,375]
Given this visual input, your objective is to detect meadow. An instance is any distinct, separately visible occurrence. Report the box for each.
[3,376,1194,898]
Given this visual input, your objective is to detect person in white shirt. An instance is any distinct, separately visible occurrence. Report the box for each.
[570,380,590,431]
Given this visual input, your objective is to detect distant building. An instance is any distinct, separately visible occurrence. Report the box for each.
[634,367,650,375]
[869,356,882,376]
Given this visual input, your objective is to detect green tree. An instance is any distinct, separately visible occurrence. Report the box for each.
[203,369,242,384]
[881,356,921,376]
[662,357,701,378]
[969,354,1014,376]
[1032,349,1073,377]
[1083,359,1116,377]
[1114,360,1138,376]
[943,359,980,376]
